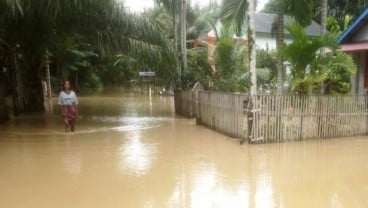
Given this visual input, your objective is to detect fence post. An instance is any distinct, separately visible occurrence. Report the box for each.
[174,90,180,114]
[196,91,201,124]
[317,95,323,138]
[244,97,254,143]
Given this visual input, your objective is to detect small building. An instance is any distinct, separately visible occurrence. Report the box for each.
[338,8,368,95]
[206,13,321,50]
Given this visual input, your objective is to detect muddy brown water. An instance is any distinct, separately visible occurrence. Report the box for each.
[0,88,368,208]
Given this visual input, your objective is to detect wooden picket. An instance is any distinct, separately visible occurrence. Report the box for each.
[174,90,194,118]
[197,91,248,138]
[174,90,368,143]
[250,95,368,143]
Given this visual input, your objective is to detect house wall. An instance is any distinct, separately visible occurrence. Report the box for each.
[352,51,368,95]
[352,24,368,42]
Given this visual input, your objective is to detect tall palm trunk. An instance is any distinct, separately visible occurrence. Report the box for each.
[320,0,328,95]
[173,3,178,52]
[320,0,328,38]
[11,50,26,115]
[246,0,258,143]
[318,0,328,137]
[275,3,285,141]
[179,0,187,86]
[173,3,180,78]
[248,0,257,96]
[44,52,52,98]
[276,11,284,95]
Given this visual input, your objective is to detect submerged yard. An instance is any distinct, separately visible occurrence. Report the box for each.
[0,89,367,208]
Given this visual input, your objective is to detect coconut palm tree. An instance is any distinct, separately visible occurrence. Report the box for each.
[263,0,313,94]
[272,0,313,94]
[180,0,188,85]
[0,0,174,117]
[155,0,184,85]
[220,0,257,96]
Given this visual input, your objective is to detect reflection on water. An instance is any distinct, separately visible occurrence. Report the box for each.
[0,88,367,208]
[120,131,157,176]
[63,139,83,175]
[188,164,249,208]
[255,173,274,208]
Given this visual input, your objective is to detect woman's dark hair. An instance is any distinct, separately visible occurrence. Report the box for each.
[62,80,72,91]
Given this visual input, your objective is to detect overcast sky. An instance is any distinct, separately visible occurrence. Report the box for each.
[123,0,269,12]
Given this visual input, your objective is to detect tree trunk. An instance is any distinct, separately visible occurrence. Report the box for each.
[320,0,328,94]
[23,51,45,112]
[276,11,284,95]
[318,0,328,136]
[45,53,52,98]
[173,5,178,53]
[246,0,258,142]
[173,2,180,80]
[248,0,257,97]
[275,5,284,140]
[179,0,187,86]
[320,0,328,40]
[0,70,9,123]
[11,51,26,115]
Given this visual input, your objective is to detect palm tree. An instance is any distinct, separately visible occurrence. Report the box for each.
[155,0,183,85]
[272,0,313,94]
[0,0,174,116]
[220,0,257,96]
[220,0,257,143]
[180,0,188,86]
[155,0,217,88]
[283,22,355,94]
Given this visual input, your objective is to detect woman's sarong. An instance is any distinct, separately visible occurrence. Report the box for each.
[61,105,77,121]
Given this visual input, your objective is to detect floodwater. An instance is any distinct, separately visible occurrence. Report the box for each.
[0,88,368,208]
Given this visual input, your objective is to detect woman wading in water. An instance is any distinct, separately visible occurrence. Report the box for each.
[58,81,79,132]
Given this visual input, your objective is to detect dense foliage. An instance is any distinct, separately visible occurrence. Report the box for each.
[0,0,363,123]
[213,31,249,92]
[284,22,356,94]
[0,0,174,117]
[264,0,368,32]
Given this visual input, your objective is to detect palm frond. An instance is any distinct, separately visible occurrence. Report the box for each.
[285,0,313,27]
[220,0,247,36]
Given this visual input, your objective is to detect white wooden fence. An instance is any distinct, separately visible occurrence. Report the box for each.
[250,95,368,143]
[174,90,194,118]
[197,91,248,138]
[174,90,368,143]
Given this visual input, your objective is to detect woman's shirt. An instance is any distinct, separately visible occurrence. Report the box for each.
[58,90,78,106]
